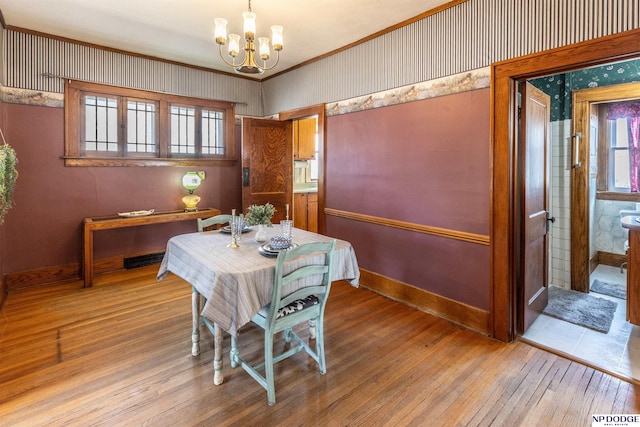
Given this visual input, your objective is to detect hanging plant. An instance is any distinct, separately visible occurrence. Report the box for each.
[0,128,18,225]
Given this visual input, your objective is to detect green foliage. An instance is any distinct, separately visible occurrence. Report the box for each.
[244,203,276,226]
[0,144,18,225]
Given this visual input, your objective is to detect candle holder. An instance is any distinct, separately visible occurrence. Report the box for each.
[227,215,242,248]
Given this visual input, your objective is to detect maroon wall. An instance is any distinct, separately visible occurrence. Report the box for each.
[2,89,491,313]
[325,89,491,310]
[2,103,242,273]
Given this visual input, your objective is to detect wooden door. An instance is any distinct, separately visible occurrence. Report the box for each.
[241,118,292,223]
[519,82,552,333]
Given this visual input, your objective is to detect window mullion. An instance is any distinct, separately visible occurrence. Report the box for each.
[119,96,127,157]
[195,108,203,158]
[159,101,169,158]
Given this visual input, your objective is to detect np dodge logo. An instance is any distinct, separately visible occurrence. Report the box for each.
[592,414,640,426]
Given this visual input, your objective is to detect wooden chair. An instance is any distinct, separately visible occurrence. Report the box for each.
[230,240,336,405]
[197,214,232,232]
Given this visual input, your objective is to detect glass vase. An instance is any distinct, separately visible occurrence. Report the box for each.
[255,224,267,242]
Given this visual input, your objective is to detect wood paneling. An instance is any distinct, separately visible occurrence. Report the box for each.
[0,267,637,424]
[325,208,489,246]
[628,230,640,324]
[597,251,627,270]
[3,251,156,291]
[360,268,490,334]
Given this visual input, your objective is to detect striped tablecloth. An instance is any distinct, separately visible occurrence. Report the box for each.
[157,226,360,336]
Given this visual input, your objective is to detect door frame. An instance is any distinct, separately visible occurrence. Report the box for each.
[491,28,640,342]
[279,104,326,234]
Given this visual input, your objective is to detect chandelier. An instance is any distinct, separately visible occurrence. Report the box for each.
[214,0,284,75]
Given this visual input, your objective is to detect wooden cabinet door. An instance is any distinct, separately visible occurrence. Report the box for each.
[293,121,300,159]
[628,230,640,325]
[296,117,316,160]
[293,193,307,229]
[307,192,318,233]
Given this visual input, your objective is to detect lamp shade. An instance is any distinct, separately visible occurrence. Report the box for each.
[182,172,202,192]
[214,18,228,44]
[228,34,241,57]
[242,11,256,39]
[258,37,270,59]
[271,25,283,51]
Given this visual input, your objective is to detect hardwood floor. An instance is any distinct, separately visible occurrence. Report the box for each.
[0,265,638,426]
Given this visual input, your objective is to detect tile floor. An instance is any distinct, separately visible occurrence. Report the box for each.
[521,264,640,382]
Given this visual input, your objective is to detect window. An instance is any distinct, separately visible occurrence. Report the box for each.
[597,99,640,201]
[65,80,235,166]
[608,116,631,191]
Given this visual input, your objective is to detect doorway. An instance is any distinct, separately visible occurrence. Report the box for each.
[490,28,640,344]
[279,104,326,234]
[517,64,640,381]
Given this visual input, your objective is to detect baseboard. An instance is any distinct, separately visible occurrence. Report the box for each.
[596,251,626,270]
[3,250,165,291]
[359,269,490,335]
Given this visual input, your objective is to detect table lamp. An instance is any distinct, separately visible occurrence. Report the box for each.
[182,171,203,211]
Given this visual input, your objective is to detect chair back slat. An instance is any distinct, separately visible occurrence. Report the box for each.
[197,214,232,232]
[268,240,335,327]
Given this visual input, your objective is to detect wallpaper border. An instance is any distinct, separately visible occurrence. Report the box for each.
[0,86,64,108]
[325,67,491,117]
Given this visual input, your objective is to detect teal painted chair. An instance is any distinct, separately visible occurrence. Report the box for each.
[197,214,232,232]
[230,240,336,405]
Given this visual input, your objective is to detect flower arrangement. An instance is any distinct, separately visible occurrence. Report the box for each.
[0,129,18,225]
[244,203,276,226]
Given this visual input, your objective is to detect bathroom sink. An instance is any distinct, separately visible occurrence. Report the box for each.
[619,209,640,219]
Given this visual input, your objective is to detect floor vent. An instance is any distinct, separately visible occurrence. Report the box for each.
[124,252,165,269]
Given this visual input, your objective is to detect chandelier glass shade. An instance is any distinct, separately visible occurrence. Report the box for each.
[214,0,283,74]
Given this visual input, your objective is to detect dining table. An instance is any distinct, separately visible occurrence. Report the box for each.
[156,224,360,385]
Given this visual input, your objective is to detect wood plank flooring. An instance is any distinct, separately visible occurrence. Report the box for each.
[0,265,638,426]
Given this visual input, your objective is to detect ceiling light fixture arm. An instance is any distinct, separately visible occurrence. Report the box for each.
[217,44,241,68]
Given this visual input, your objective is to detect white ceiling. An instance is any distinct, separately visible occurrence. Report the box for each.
[0,0,452,79]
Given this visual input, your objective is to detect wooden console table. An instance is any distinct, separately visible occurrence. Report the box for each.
[83,208,220,287]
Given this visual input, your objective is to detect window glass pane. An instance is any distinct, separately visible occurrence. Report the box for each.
[85,99,96,142]
[615,118,629,148]
[126,101,156,153]
[170,106,195,154]
[614,149,630,189]
[201,109,225,155]
[84,95,118,152]
[107,107,118,144]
